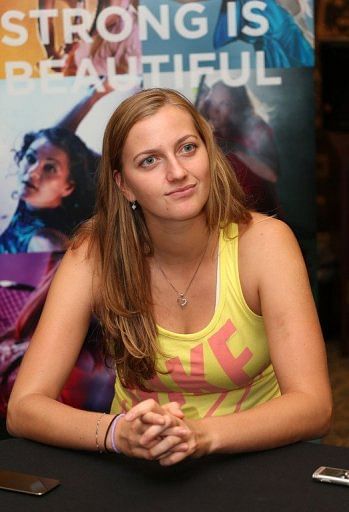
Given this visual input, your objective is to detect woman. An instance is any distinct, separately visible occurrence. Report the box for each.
[175,0,314,66]
[0,78,111,254]
[0,128,97,253]
[199,81,281,215]
[200,82,279,182]
[39,0,141,77]
[212,0,314,67]
[7,89,332,465]
[72,0,141,77]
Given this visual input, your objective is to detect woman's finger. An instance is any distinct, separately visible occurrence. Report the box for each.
[148,435,188,459]
[157,442,190,459]
[159,450,189,466]
[140,415,185,445]
[162,402,184,419]
[140,411,168,425]
[141,424,189,446]
[125,399,164,421]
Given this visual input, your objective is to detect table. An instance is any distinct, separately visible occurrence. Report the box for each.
[0,438,349,511]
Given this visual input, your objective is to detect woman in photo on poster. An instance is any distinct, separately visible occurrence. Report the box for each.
[176,0,314,67]
[0,84,117,254]
[7,88,331,464]
[198,80,281,215]
[38,0,141,76]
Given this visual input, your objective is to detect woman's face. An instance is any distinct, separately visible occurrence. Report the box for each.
[205,83,236,136]
[115,104,211,227]
[19,136,75,209]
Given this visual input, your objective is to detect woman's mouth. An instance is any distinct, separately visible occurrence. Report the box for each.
[165,184,196,198]
[22,180,38,191]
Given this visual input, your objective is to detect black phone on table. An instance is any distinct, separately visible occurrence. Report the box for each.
[0,468,60,495]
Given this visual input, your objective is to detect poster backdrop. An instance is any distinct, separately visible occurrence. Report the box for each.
[0,0,315,416]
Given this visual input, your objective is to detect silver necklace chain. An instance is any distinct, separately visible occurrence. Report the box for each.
[155,238,210,308]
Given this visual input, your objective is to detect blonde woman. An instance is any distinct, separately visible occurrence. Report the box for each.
[7,89,331,465]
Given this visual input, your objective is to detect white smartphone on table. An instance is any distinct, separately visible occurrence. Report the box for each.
[312,466,349,486]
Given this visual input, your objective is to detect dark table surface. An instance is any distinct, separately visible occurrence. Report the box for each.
[0,438,349,511]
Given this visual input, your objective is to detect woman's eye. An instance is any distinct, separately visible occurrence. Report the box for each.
[43,163,57,174]
[140,156,157,168]
[181,143,196,154]
[26,153,36,165]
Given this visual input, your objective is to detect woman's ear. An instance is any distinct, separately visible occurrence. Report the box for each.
[61,180,75,198]
[113,170,135,202]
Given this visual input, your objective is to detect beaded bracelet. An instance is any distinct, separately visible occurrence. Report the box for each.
[110,413,126,453]
[95,412,106,453]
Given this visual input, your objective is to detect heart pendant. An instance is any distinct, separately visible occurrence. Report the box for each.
[177,295,188,308]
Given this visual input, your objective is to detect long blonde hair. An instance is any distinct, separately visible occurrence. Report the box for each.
[73,88,251,390]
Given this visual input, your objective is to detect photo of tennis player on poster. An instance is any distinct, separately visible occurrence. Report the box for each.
[0,80,141,254]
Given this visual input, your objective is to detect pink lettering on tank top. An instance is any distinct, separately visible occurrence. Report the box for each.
[208,319,253,386]
[165,342,225,393]
[147,374,187,406]
[121,318,257,413]
[125,376,186,407]
[204,391,229,417]
[234,384,253,413]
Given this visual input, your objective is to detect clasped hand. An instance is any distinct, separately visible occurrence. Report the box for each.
[116,399,197,466]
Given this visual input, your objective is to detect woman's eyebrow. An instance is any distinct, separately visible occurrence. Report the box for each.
[133,148,158,162]
[176,134,199,145]
[133,134,199,162]
[28,148,59,162]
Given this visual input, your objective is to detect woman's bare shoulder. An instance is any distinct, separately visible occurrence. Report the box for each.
[237,213,308,314]
[63,237,94,268]
[238,212,303,277]
[53,236,101,297]
[239,212,297,245]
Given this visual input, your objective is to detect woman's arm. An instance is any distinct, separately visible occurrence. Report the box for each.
[55,80,114,133]
[38,0,59,60]
[143,215,332,465]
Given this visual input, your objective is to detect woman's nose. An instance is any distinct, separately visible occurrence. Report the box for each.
[166,157,188,181]
[26,161,42,180]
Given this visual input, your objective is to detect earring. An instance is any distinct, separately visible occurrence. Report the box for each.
[131,201,137,211]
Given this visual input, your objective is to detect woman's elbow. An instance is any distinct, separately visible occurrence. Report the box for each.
[6,395,29,438]
[312,396,333,438]
[6,399,21,437]
[6,403,19,437]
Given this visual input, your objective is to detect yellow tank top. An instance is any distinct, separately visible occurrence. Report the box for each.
[111,223,280,419]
